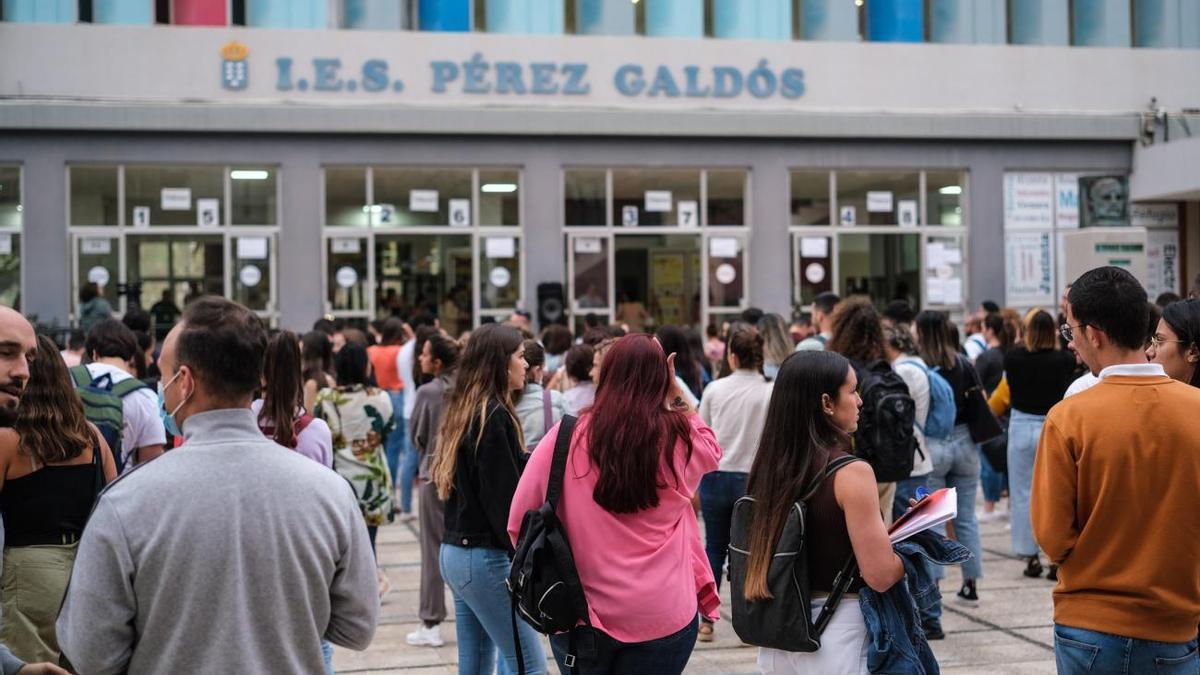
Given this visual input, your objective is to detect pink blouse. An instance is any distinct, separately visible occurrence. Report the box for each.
[508,412,722,643]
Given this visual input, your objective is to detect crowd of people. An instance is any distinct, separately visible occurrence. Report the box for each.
[0,265,1191,673]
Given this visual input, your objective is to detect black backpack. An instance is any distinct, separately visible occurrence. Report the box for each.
[508,415,590,674]
[728,455,862,652]
[854,360,918,483]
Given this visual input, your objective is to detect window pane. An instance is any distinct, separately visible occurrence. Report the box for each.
[480,236,520,310]
[571,236,608,310]
[231,167,277,225]
[925,235,966,308]
[0,233,19,310]
[375,234,472,335]
[565,170,606,226]
[125,166,223,227]
[614,234,700,329]
[77,237,119,313]
[373,168,471,227]
[835,171,919,226]
[926,171,965,226]
[127,235,224,310]
[70,166,118,226]
[325,168,368,226]
[0,166,20,228]
[478,169,520,226]
[796,235,833,306]
[790,171,830,225]
[328,237,368,311]
[706,170,746,226]
[612,169,700,227]
[231,236,272,311]
[707,235,744,308]
[837,233,921,309]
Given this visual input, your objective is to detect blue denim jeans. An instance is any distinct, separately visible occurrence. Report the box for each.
[979,440,1007,504]
[384,392,405,481]
[1054,624,1198,674]
[699,471,747,593]
[549,617,698,675]
[1007,409,1045,557]
[923,424,983,623]
[892,474,929,523]
[321,640,335,675]
[439,544,547,675]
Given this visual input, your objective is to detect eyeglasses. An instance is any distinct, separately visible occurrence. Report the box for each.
[1147,334,1188,350]
[1059,323,1086,343]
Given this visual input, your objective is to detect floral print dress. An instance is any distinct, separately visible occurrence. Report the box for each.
[314,385,395,527]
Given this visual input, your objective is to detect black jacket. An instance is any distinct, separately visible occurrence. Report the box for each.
[443,400,525,553]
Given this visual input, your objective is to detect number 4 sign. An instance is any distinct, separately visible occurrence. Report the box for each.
[677,201,698,228]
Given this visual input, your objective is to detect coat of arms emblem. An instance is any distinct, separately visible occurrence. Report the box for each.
[221,41,249,90]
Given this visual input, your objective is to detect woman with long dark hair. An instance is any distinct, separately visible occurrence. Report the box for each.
[656,325,703,404]
[745,351,902,674]
[313,342,394,596]
[1005,310,1081,581]
[254,331,333,467]
[407,333,461,650]
[695,325,772,643]
[0,335,116,663]
[914,310,985,636]
[300,330,336,414]
[430,324,545,674]
[1149,298,1200,388]
[508,334,722,673]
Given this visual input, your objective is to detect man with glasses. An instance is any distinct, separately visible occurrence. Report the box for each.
[1032,266,1200,674]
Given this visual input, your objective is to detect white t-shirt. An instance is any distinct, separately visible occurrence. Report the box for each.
[697,370,774,473]
[1064,371,1100,398]
[84,363,166,464]
[892,356,935,477]
[964,334,988,362]
[396,339,416,420]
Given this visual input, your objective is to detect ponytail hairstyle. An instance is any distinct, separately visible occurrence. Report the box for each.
[586,334,694,513]
[726,323,766,377]
[743,350,853,601]
[260,330,303,448]
[426,333,460,374]
[431,324,525,500]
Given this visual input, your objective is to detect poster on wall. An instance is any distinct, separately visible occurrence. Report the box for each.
[1145,230,1180,300]
[1003,173,1054,229]
[1054,174,1079,229]
[1005,231,1054,307]
[1079,176,1129,228]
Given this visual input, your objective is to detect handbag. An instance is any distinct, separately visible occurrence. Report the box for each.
[958,356,1003,444]
[978,416,1008,473]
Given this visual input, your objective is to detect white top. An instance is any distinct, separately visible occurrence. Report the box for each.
[84,363,166,465]
[563,381,595,416]
[964,333,988,362]
[1063,372,1099,398]
[396,339,417,419]
[697,370,774,473]
[1098,362,1167,379]
[892,356,935,477]
[795,332,830,352]
[250,399,334,468]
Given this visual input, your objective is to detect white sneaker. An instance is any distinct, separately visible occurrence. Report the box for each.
[406,624,445,647]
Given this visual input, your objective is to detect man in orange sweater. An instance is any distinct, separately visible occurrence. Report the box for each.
[1033,266,1199,674]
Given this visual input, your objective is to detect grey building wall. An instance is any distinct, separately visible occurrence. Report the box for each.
[0,133,1131,329]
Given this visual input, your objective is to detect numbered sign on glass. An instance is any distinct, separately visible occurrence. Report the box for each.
[677,200,698,228]
[377,203,396,226]
[621,205,639,227]
[132,206,151,228]
[449,199,471,227]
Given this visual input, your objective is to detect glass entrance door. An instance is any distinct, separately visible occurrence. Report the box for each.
[127,234,224,315]
[566,233,613,333]
[613,233,701,332]
[374,234,472,336]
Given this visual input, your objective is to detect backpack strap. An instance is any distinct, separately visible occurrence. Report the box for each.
[69,365,93,389]
[110,377,150,398]
[809,454,865,637]
[545,415,577,511]
[800,454,862,501]
[294,414,315,437]
[542,388,553,436]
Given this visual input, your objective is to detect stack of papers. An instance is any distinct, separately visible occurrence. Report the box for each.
[889,488,957,543]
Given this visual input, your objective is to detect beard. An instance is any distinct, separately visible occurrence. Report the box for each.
[0,400,18,428]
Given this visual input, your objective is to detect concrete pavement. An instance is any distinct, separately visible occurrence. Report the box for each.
[335,504,1057,674]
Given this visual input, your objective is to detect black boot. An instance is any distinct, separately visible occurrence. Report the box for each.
[1045,564,1058,581]
[1022,556,1044,578]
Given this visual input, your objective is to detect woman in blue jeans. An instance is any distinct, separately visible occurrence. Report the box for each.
[430,324,546,675]
[1002,310,1076,579]
[915,311,985,639]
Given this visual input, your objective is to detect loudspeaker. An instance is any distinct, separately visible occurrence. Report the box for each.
[537,282,567,328]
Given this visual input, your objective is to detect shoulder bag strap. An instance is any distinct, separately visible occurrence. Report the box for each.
[542,388,553,435]
[545,415,577,510]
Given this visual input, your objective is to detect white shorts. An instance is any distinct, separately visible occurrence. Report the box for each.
[758,596,869,675]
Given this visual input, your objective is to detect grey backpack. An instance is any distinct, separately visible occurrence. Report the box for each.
[727,455,861,652]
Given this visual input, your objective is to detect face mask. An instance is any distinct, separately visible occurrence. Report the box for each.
[158,370,190,435]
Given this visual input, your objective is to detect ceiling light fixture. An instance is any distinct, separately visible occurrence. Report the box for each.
[938,185,962,195]
[230,170,269,180]
[481,183,518,193]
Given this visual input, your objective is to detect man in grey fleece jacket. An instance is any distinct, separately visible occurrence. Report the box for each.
[57,297,378,674]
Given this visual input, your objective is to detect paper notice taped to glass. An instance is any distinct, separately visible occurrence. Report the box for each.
[709,237,739,259]
[486,237,516,259]
[236,237,268,260]
[889,487,957,543]
[800,237,828,258]
[574,237,602,254]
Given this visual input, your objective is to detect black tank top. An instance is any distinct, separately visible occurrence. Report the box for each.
[2,441,103,547]
[805,449,866,593]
